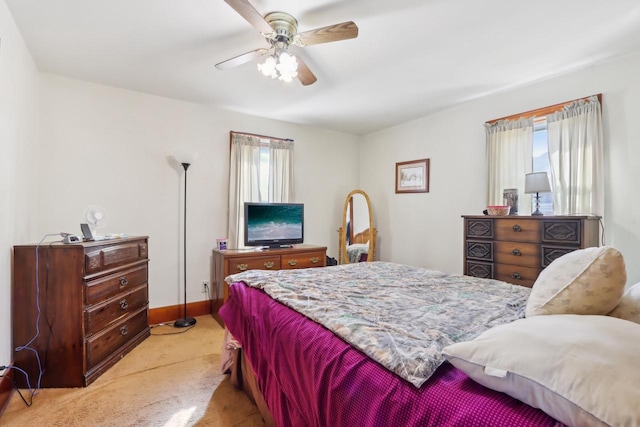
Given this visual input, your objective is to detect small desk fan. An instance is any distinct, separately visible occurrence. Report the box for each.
[84,205,108,240]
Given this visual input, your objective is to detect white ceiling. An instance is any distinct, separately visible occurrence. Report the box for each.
[6,0,640,135]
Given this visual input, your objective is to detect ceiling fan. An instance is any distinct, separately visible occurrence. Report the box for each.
[215,0,359,86]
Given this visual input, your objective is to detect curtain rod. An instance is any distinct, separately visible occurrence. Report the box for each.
[486,94,602,124]
[230,130,293,142]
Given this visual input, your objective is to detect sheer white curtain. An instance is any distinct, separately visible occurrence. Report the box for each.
[228,133,261,249]
[546,96,603,216]
[486,117,534,213]
[268,139,294,202]
[227,132,294,248]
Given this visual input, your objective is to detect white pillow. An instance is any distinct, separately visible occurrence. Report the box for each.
[608,282,640,324]
[525,246,626,317]
[442,315,640,427]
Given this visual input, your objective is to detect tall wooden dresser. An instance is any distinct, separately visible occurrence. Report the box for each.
[12,236,150,388]
[211,244,327,325]
[463,216,600,287]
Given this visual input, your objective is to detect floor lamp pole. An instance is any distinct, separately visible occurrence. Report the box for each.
[175,162,196,328]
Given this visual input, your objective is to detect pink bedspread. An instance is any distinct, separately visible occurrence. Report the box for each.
[220,282,564,427]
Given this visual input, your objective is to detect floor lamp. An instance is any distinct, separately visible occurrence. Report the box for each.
[173,150,199,327]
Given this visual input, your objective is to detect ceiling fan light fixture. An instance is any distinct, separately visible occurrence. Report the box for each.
[257,48,298,82]
[257,55,278,78]
[276,51,298,82]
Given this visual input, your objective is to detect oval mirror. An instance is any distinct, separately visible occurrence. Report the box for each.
[338,190,377,264]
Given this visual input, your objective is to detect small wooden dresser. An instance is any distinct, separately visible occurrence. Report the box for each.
[12,236,150,388]
[211,244,327,325]
[463,216,600,287]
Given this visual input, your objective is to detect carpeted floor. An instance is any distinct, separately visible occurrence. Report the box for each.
[1,315,266,427]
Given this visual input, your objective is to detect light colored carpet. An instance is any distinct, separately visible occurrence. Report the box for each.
[1,315,266,427]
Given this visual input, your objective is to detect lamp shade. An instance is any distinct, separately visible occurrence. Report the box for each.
[172,150,199,165]
[524,172,551,194]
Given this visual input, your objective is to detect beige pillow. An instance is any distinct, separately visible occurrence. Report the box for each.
[525,246,626,317]
[608,282,640,324]
[442,315,640,427]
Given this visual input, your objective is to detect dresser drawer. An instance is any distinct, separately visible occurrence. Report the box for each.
[466,261,494,279]
[542,245,578,267]
[86,264,148,305]
[86,307,148,370]
[228,255,281,273]
[281,250,325,269]
[465,219,494,239]
[494,219,541,243]
[85,240,148,274]
[466,241,493,261]
[85,285,148,336]
[542,220,582,245]
[494,241,541,268]
[495,263,540,288]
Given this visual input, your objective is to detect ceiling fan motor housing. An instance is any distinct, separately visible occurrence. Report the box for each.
[265,12,298,44]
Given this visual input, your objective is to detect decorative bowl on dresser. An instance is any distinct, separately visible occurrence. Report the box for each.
[210,244,327,326]
[12,236,150,388]
[462,216,600,287]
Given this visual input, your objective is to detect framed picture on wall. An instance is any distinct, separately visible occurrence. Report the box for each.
[395,158,430,193]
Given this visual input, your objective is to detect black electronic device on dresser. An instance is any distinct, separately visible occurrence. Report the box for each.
[462,216,600,288]
[12,236,150,388]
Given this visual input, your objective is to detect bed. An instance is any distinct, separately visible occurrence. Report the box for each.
[220,251,639,427]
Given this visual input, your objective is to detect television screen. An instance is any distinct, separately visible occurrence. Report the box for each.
[244,202,304,248]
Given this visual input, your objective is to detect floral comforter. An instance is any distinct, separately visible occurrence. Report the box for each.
[225,261,531,388]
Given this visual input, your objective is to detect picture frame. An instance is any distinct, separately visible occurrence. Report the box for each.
[395,158,430,193]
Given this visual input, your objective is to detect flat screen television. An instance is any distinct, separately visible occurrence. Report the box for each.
[244,202,304,248]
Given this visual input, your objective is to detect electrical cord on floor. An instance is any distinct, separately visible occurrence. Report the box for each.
[149,322,196,335]
[0,365,36,407]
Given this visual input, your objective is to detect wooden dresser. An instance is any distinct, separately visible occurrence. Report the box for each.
[12,236,150,388]
[463,216,600,287]
[211,244,327,324]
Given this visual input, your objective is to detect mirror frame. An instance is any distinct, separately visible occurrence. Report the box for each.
[338,189,377,264]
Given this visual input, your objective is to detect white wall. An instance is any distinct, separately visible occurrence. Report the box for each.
[0,1,40,367]
[362,52,640,287]
[37,74,360,308]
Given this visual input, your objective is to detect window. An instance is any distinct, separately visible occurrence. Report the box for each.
[227,131,294,248]
[532,120,553,215]
[486,94,603,217]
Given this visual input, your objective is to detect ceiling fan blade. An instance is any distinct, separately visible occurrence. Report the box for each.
[296,56,317,86]
[215,48,267,70]
[224,0,273,35]
[297,21,358,46]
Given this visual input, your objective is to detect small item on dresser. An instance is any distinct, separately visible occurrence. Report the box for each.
[216,238,228,250]
[503,188,518,215]
[487,206,511,216]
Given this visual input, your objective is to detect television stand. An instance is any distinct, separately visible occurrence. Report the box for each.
[210,244,327,326]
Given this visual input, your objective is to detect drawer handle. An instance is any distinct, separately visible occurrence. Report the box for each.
[237,263,248,272]
[288,259,298,266]
[119,299,128,310]
[264,261,275,269]
[119,277,129,287]
[511,248,522,256]
[310,257,319,264]
[512,224,522,232]
[512,272,523,280]
[120,325,128,336]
